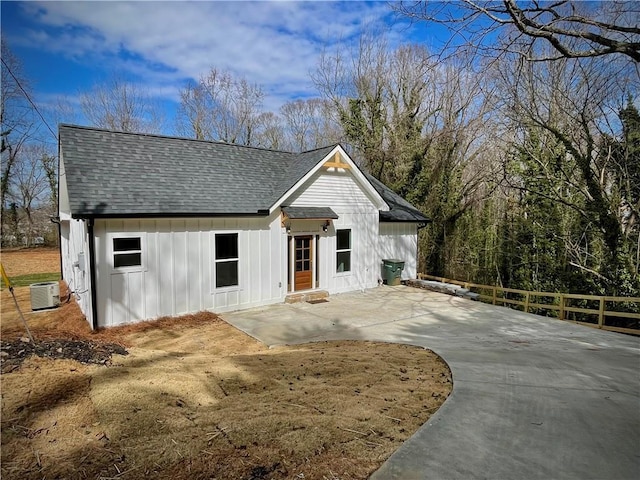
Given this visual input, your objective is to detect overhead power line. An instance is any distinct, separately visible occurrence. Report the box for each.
[1,56,58,142]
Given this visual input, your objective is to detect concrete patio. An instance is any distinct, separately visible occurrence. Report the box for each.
[223,285,640,479]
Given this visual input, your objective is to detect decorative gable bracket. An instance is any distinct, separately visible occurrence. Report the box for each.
[323,152,350,170]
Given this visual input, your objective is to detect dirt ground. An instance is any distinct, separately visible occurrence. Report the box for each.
[1,248,452,480]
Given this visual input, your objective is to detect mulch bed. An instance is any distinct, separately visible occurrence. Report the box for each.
[0,339,128,373]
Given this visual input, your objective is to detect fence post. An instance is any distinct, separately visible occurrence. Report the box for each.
[524,292,530,313]
[492,286,497,305]
[598,297,605,329]
[559,294,565,320]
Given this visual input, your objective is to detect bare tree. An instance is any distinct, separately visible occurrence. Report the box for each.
[176,68,265,146]
[176,80,211,140]
[80,75,164,133]
[281,99,317,152]
[8,144,52,246]
[47,94,80,127]
[253,112,285,150]
[280,98,342,151]
[395,1,640,62]
[1,40,38,245]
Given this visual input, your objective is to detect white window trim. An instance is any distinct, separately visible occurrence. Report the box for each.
[110,233,145,272]
[336,228,352,276]
[213,231,240,291]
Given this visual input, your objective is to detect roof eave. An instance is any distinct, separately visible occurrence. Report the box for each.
[380,218,432,223]
[70,211,271,220]
[379,211,431,223]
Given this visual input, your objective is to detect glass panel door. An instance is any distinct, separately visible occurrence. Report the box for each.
[294,236,312,290]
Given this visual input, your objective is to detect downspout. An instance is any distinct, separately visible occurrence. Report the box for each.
[87,218,99,330]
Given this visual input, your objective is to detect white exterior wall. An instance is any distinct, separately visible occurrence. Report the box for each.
[59,154,94,327]
[93,212,286,327]
[285,169,381,293]
[60,218,93,326]
[379,222,418,280]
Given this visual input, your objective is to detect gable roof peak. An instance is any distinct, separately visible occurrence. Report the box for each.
[296,143,341,155]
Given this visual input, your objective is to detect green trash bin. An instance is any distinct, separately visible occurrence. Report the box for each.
[382,259,405,286]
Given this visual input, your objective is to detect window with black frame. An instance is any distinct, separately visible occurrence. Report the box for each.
[113,237,142,268]
[336,229,351,273]
[215,233,239,288]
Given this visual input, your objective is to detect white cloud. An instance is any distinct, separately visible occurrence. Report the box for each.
[18,1,403,105]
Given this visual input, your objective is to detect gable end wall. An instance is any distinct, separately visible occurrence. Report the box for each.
[286,169,382,293]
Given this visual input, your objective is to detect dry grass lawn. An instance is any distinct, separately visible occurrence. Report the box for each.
[1,247,61,277]
[1,248,452,480]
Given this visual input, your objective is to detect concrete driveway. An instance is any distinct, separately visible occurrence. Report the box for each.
[223,285,640,479]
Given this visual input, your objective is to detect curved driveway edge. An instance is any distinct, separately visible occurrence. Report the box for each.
[222,286,640,480]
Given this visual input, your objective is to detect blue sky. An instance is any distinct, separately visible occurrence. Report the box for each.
[2,1,441,139]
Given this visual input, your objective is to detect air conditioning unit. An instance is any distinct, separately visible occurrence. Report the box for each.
[30,282,60,310]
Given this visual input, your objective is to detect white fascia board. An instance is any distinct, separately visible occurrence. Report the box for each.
[268,145,389,214]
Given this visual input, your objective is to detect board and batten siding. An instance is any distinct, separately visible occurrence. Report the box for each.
[59,155,95,328]
[60,218,93,325]
[379,223,418,280]
[285,169,382,293]
[93,213,285,327]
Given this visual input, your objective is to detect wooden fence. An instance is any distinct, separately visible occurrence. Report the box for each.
[417,273,640,336]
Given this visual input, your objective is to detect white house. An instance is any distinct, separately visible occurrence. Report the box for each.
[58,125,430,329]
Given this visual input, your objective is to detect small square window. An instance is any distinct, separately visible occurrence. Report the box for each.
[113,237,142,268]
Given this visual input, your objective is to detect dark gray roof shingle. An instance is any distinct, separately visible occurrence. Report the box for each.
[60,125,331,217]
[365,173,431,223]
[282,206,339,219]
[59,125,428,224]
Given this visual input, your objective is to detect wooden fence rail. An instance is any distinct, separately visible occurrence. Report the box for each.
[416,274,640,336]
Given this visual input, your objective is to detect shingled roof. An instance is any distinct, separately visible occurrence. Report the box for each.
[59,124,429,223]
[59,125,335,218]
[365,174,431,223]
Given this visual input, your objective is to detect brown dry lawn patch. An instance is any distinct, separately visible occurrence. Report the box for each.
[1,249,452,480]
[1,247,60,277]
